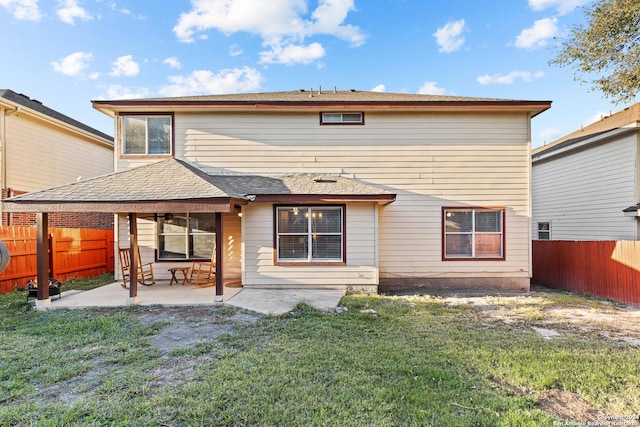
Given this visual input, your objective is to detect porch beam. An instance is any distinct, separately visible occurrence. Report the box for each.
[35,212,50,307]
[2,199,245,213]
[215,212,223,301]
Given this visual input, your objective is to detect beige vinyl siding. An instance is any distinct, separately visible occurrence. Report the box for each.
[115,213,242,282]
[242,202,378,286]
[174,111,531,281]
[5,114,112,192]
[532,134,638,240]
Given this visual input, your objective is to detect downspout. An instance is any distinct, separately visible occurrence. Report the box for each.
[0,106,19,225]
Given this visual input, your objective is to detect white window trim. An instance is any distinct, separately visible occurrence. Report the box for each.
[320,112,364,125]
[157,213,216,260]
[121,114,173,156]
[537,222,551,240]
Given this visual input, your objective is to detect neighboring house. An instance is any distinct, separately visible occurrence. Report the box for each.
[532,103,640,241]
[5,89,550,297]
[0,89,114,229]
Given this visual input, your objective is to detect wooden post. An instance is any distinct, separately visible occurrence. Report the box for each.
[128,213,138,300]
[215,212,223,301]
[36,212,50,308]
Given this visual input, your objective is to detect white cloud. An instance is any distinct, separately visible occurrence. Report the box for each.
[108,1,145,19]
[173,0,365,65]
[163,57,182,70]
[56,0,93,25]
[260,42,325,65]
[371,84,385,92]
[307,0,366,47]
[585,110,608,126]
[159,66,264,97]
[433,19,466,53]
[51,51,94,76]
[104,84,150,99]
[229,44,243,57]
[0,0,42,21]
[477,70,544,85]
[109,55,140,77]
[418,81,447,95]
[528,0,590,15]
[536,127,561,144]
[515,17,557,50]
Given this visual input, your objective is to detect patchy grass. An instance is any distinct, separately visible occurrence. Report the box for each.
[1,283,639,426]
[61,273,115,291]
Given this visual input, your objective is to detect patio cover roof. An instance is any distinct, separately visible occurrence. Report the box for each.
[2,158,395,213]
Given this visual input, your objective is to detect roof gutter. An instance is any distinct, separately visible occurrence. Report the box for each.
[532,124,640,163]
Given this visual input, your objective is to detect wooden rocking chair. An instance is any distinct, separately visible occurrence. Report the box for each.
[119,247,155,288]
[189,247,216,287]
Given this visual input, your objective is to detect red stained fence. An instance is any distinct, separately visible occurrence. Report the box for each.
[0,227,114,294]
[532,240,640,307]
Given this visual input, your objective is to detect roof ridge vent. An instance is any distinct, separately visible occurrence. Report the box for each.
[313,177,337,183]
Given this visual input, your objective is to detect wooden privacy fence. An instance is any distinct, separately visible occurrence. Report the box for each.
[0,227,114,294]
[532,240,640,307]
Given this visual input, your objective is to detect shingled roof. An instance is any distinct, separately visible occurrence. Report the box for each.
[0,89,113,142]
[3,159,395,213]
[93,89,551,118]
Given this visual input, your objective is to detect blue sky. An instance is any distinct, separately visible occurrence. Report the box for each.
[1,0,635,148]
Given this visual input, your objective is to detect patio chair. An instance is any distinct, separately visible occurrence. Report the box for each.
[119,247,155,289]
[189,247,216,287]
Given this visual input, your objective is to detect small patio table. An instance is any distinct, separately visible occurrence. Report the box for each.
[168,267,190,286]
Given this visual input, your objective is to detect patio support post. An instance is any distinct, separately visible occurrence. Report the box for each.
[35,212,51,309]
[215,212,223,302]
[128,212,139,302]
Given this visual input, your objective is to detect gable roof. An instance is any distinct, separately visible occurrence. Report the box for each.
[532,103,640,159]
[0,89,113,143]
[2,158,395,213]
[92,89,551,118]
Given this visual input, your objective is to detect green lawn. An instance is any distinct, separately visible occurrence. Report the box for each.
[1,279,638,426]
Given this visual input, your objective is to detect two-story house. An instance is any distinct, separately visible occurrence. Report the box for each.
[4,89,550,303]
[532,103,640,240]
[0,89,114,229]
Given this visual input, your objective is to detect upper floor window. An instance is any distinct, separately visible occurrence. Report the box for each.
[443,207,505,260]
[537,222,551,240]
[122,115,172,155]
[320,112,364,125]
[275,206,345,264]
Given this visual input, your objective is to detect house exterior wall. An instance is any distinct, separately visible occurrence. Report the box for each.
[241,202,378,288]
[2,107,114,228]
[4,113,113,192]
[113,110,532,289]
[532,133,639,240]
[115,213,242,283]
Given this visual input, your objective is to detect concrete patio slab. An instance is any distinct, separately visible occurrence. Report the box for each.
[39,281,346,315]
[44,281,242,309]
[225,287,347,315]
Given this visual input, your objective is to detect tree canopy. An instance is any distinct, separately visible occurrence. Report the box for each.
[550,0,640,105]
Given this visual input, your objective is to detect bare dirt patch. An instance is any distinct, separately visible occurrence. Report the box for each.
[488,376,610,422]
[28,305,263,406]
